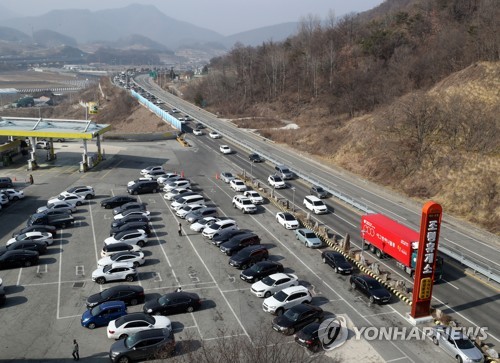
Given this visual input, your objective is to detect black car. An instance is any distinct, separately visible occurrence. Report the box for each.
[272,304,323,335]
[349,275,391,304]
[195,122,205,129]
[111,215,151,229]
[220,233,260,256]
[240,261,284,283]
[110,221,152,237]
[249,153,264,163]
[212,229,251,247]
[1,241,47,255]
[322,251,354,274]
[0,250,39,269]
[86,285,145,308]
[127,180,159,195]
[101,196,137,209]
[310,185,328,199]
[12,225,57,238]
[295,322,322,351]
[109,328,175,363]
[143,292,201,315]
[228,245,269,269]
[113,202,147,216]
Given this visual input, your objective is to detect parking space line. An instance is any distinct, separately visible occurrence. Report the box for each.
[100,160,123,179]
[191,312,203,339]
[362,311,398,318]
[143,281,217,292]
[220,288,249,293]
[56,232,63,319]
[57,314,81,320]
[203,333,248,341]
[16,268,22,286]
[172,326,197,333]
[24,279,92,287]
[88,199,102,291]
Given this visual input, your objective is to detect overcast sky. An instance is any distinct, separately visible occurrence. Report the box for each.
[3,0,385,35]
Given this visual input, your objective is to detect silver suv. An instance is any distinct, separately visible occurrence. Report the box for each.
[232,195,257,214]
[274,165,294,180]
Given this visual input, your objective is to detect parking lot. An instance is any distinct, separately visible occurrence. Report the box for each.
[0,140,449,362]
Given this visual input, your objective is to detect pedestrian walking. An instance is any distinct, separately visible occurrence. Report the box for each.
[72,339,79,361]
[29,174,34,185]
[178,222,182,236]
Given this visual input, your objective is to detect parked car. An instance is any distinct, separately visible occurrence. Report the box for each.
[249,153,264,163]
[63,186,95,200]
[143,292,201,315]
[48,193,85,207]
[37,201,77,214]
[0,189,24,201]
[104,230,148,248]
[190,217,220,233]
[157,173,181,186]
[185,207,218,223]
[101,243,142,258]
[251,273,299,298]
[219,145,232,154]
[12,225,56,239]
[295,322,324,351]
[276,212,300,229]
[0,250,39,269]
[110,215,151,229]
[127,180,160,195]
[81,301,127,329]
[0,177,13,188]
[101,196,137,209]
[140,166,164,176]
[110,222,151,237]
[107,312,172,340]
[430,325,485,363]
[98,251,145,268]
[349,275,391,304]
[220,233,260,256]
[144,170,168,180]
[163,180,191,192]
[6,231,53,246]
[113,202,146,216]
[0,240,47,255]
[220,172,234,183]
[114,210,151,220]
[272,304,324,335]
[212,229,251,247]
[92,262,138,284]
[322,251,354,274]
[176,204,206,219]
[109,328,175,363]
[163,187,192,201]
[127,178,153,187]
[243,190,264,204]
[268,175,286,189]
[310,185,328,199]
[240,261,284,283]
[295,228,322,248]
[202,219,238,239]
[262,285,312,315]
[86,285,145,308]
[228,245,269,269]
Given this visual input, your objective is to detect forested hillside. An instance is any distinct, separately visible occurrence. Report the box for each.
[181,0,499,233]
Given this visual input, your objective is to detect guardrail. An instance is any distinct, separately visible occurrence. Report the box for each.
[130,90,183,131]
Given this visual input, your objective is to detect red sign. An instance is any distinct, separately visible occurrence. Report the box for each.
[411,201,442,319]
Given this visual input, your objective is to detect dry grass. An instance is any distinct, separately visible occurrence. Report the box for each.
[232,117,286,129]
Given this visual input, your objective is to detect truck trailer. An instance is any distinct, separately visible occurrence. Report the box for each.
[361,214,443,280]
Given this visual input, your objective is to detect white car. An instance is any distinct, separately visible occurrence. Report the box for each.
[220,172,234,183]
[176,204,206,219]
[0,189,24,201]
[97,251,145,268]
[243,190,264,204]
[143,170,168,180]
[107,313,172,340]
[220,145,232,154]
[140,166,164,176]
[104,230,148,248]
[113,210,151,220]
[209,131,221,139]
[127,178,153,187]
[190,217,220,232]
[250,273,299,298]
[202,219,238,239]
[48,193,85,207]
[157,173,179,185]
[262,285,312,315]
[232,195,257,214]
[63,186,95,200]
[6,231,54,246]
[229,179,247,192]
[100,244,142,258]
[163,188,192,201]
[276,212,300,229]
[92,262,137,284]
[267,175,286,189]
[163,180,191,192]
[193,129,203,136]
[37,201,77,214]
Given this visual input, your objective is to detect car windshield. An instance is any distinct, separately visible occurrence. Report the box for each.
[282,168,291,174]
[47,203,56,208]
[273,291,289,302]
[249,192,258,197]
[312,201,324,206]
[103,265,113,273]
[304,232,316,239]
[315,187,325,193]
[454,337,475,349]
[124,334,140,348]
[57,195,65,200]
[274,176,283,182]
[283,309,300,321]
[242,200,252,205]
[100,289,115,299]
[90,304,102,316]
[158,295,170,306]
[261,276,276,286]
[283,214,294,221]
[249,264,262,272]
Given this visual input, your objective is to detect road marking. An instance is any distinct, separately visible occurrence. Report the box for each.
[75,265,84,276]
[57,314,81,320]
[441,278,459,290]
[203,333,248,341]
[191,312,203,340]
[362,311,398,318]
[100,160,123,179]
[37,264,47,274]
[16,268,23,286]
[153,272,162,282]
[220,288,248,293]
[56,230,63,319]
[444,237,499,267]
[188,273,200,283]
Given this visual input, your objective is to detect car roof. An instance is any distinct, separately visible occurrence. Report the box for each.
[115,230,143,239]
[163,291,199,300]
[280,285,309,294]
[106,285,143,293]
[297,228,314,233]
[1,250,38,257]
[238,245,266,255]
[117,312,152,324]
[289,303,321,313]
[133,328,170,339]
[103,243,133,251]
[99,300,126,308]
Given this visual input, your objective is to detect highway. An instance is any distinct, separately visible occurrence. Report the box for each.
[135,74,500,345]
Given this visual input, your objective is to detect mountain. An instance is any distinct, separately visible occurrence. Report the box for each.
[223,22,300,47]
[0,4,19,21]
[33,29,78,48]
[0,26,31,43]
[114,34,172,52]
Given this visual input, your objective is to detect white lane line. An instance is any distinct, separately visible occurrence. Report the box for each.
[16,267,22,286]
[56,230,63,319]
[172,325,197,333]
[203,333,248,341]
[441,279,459,290]
[57,314,81,320]
[361,197,407,220]
[386,357,410,363]
[190,312,203,339]
[24,280,93,287]
[362,311,398,318]
[220,288,249,293]
[444,237,500,267]
[88,198,102,291]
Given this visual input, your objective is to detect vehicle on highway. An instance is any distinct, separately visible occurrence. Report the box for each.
[202,219,238,239]
[274,164,294,180]
[12,225,56,238]
[430,325,485,363]
[229,179,247,192]
[220,172,234,183]
[101,196,137,209]
[140,166,164,176]
[249,153,264,163]
[272,304,324,335]
[193,129,203,136]
[143,291,201,315]
[232,195,256,213]
[0,250,39,269]
[251,272,299,298]
[209,131,221,139]
[185,207,218,223]
[303,195,328,214]
[48,192,85,207]
[110,221,152,237]
[81,301,127,329]
[127,178,154,187]
[276,212,300,229]
[349,275,391,304]
[163,180,191,192]
[104,230,148,248]
[110,215,151,229]
[220,232,260,256]
[176,203,206,219]
[127,180,160,195]
[101,243,142,258]
[190,217,220,233]
[310,185,328,199]
[86,285,145,308]
[262,285,312,315]
[98,251,145,268]
[92,262,138,284]
[107,313,172,340]
[6,231,53,246]
[243,190,264,204]
[228,245,269,269]
[163,187,192,201]
[295,228,322,248]
[195,122,205,129]
[36,201,77,214]
[63,186,95,199]
[0,240,47,255]
[240,261,284,283]
[322,251,354,274]
[113,202,146,216]
[294,322,323,351]
[220,145,232,154]
[114,209,151,220]
[109,328,175,363]
[268,175,286,189]
[0,189,24,201]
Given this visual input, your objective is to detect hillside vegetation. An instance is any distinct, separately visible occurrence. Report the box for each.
[181,0,499,233]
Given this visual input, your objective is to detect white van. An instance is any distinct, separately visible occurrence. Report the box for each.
[170,194,204,211]
[303,195,328,214]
